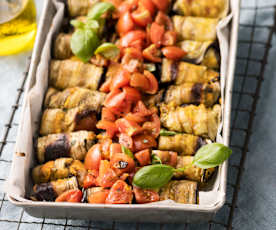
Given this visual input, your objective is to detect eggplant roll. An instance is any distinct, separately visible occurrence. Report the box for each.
[142,89,165,108]
[159,180,198,204]
[37,131,96,163]
[44,87,106,111]
[49,60,103,90]
[161,59,219,84]
[67,0,99,17]
[158,134,206,155]
[178,40,213,64]
[174,156,215,183]
[40,107,97,136]
[33,177,78,201]
[164,82,220,107]
[53,33,72,60]
[32,158,87,187]
[201,48,220,69]
[160,104,221,140]
[173,16,218,42]
[173,0,228,18]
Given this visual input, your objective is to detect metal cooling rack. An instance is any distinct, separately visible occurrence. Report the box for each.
[0,0,275,229]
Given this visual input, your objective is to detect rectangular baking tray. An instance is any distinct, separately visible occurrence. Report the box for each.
[6,0,240,223]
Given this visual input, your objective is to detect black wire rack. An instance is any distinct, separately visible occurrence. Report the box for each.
[0,0,275,229]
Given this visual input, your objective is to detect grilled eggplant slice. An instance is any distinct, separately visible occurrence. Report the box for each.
[44,87,106,111]
[173,0,228,18]
[161,59,219,84]
[142,89,165,108]
[160,104,221,140]
[173,16,218,42]
[164,82,220,107]
[174,156,215,183]
[33,177,78,201]
[37,131,96,163]
[49,60,103,90]
[67,0,99,17]
[158,133,206,155]
[53,33,72,59]
[40,107,98,136]
[32,158,87,187]
[159,180,198,204]
[201,48,220,69]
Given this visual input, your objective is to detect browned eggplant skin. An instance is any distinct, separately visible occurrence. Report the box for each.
[53,33,72,59]
[159,180,198,204]
[158,134,206,155]
[67,0,99,17]
[37,131,96,163]
[32,158,87,187]
[33,177,78,201]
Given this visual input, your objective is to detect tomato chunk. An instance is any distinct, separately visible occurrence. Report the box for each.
[143,70,158,94]
[102,107,116,122]
[110,153,135,175]
[121,47,143,72]
[118,133,134,150]
[133,134,157,152]
[150,22,165,47]
[142,44,161,63]
[100,77,112,93]
[110,143,122,158]
[110,69,130,91]
[104,89,126,108]
[83,170,98,189]
[117,11,135,35]
[139,0,156,16]
[133,187,159,204]
[105,180,133,204]
[152,150,177,167]
[135,149,151,166]
[116,118,144,136]
[131,7,152,27]
[87,187,109,204]
[96,120,118,138]
[162,46,187,60]
[125,112,147,124]
[84,144,102,170]
[142,113,160,138]
[121,30,146,48]
[162,31,177,46]
[155,11,173,30]
[96,160,119,188]
[123,86,142,102]
[132,101,153,116]
[55,189,82,203]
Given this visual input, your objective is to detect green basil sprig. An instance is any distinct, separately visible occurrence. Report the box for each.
[159,129,178,136]
[151,154,162,164]
[87,2,115,20]
[133,143,232,189]
[95,42,120,60]
[121,145,134,159]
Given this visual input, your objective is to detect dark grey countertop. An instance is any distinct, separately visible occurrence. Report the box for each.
[0,0,275,229]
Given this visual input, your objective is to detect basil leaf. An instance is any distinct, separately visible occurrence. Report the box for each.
[87,2,115,20]
[159,129,178,136]
[94,43,119,60]
[121,145,134,159]
[151,154,162,164]
[193,143,232,169]
[70,19,85,29]
[70,28,100,62]
[133,165,174,189]
[85,19,100,33]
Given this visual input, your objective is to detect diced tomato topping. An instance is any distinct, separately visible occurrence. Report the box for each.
[155,11,173,30]
[102,107,116,122]
[118,0,138,15]
[135,149,151,166]
[83,170,98,189]
[139,0,156,16]
[123,86,142,102]
[96,160,119,188]
[150,22,165,47]
[142,113,160,138]
[110,143,122,158]
[132,101,153,116]
[84,144,102,170]
[152,0,170,11]
[110,153,135,175]
[118,133,134,150]
[55,189,83,203]
[133,134,157,152]
[100,77,112,93]
[125,112,147,124]
[110,68,130,91]
[105,180,133,204]
[121,48,143,72]
[101,138,113,159]
[162,46,187,60]
[87,188,109,204]
[131,7,152,27]
[104,89,126,108]
[117,11,135,35]
[130,72,150,92]
[121,30,146,48]
[142,44,162,63]
[162,31,177,46]
[116,118,144,136]
[128,167,140,184]
[152,150,178,167]
[143,70,158,94]
[96,120,118,138]
[133,187,159,204]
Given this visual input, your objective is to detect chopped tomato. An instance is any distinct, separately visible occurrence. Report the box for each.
[109,99,132,117]
[135,149,151,166]
[100,77,112,93]
[132,101,153,116]
[118,0,138,15]
[131,7,152,27]
[139,0,156,16]
[101,138,113,159]
[102,107,116,122]
[152,0,170,12]
[128,167,140,184]
[125,112,147,123]
[123,86,142,102]
[143,70,159,94]
[96,120,118,138]
[152,150,177,167]
[118,133,134,150]
[162,31,177,46]
[55,189,82,203]
[110,143,122,158]
[121,30,146,48]
[87,188,109,204]
[110,68,130,91]
[83,170,98,189]
[116,118,144,136]
[155,11,173,30]
[105,180,133,204]
[120,173,129,181]
[162,46,187,60]
[117,12,135,35]
[130,72,150,92]
[142,113,160,138]
[133,134,157,152]
[150,22,165,47]
[85,144,102,170]
[104,89,126,108]
[110,153,135,175]
[96,160,118,188]
[142,44,162,63]
[121,48,143,72]
[133,187,159,204]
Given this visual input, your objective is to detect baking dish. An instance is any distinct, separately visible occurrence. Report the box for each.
[6,0,240,223]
